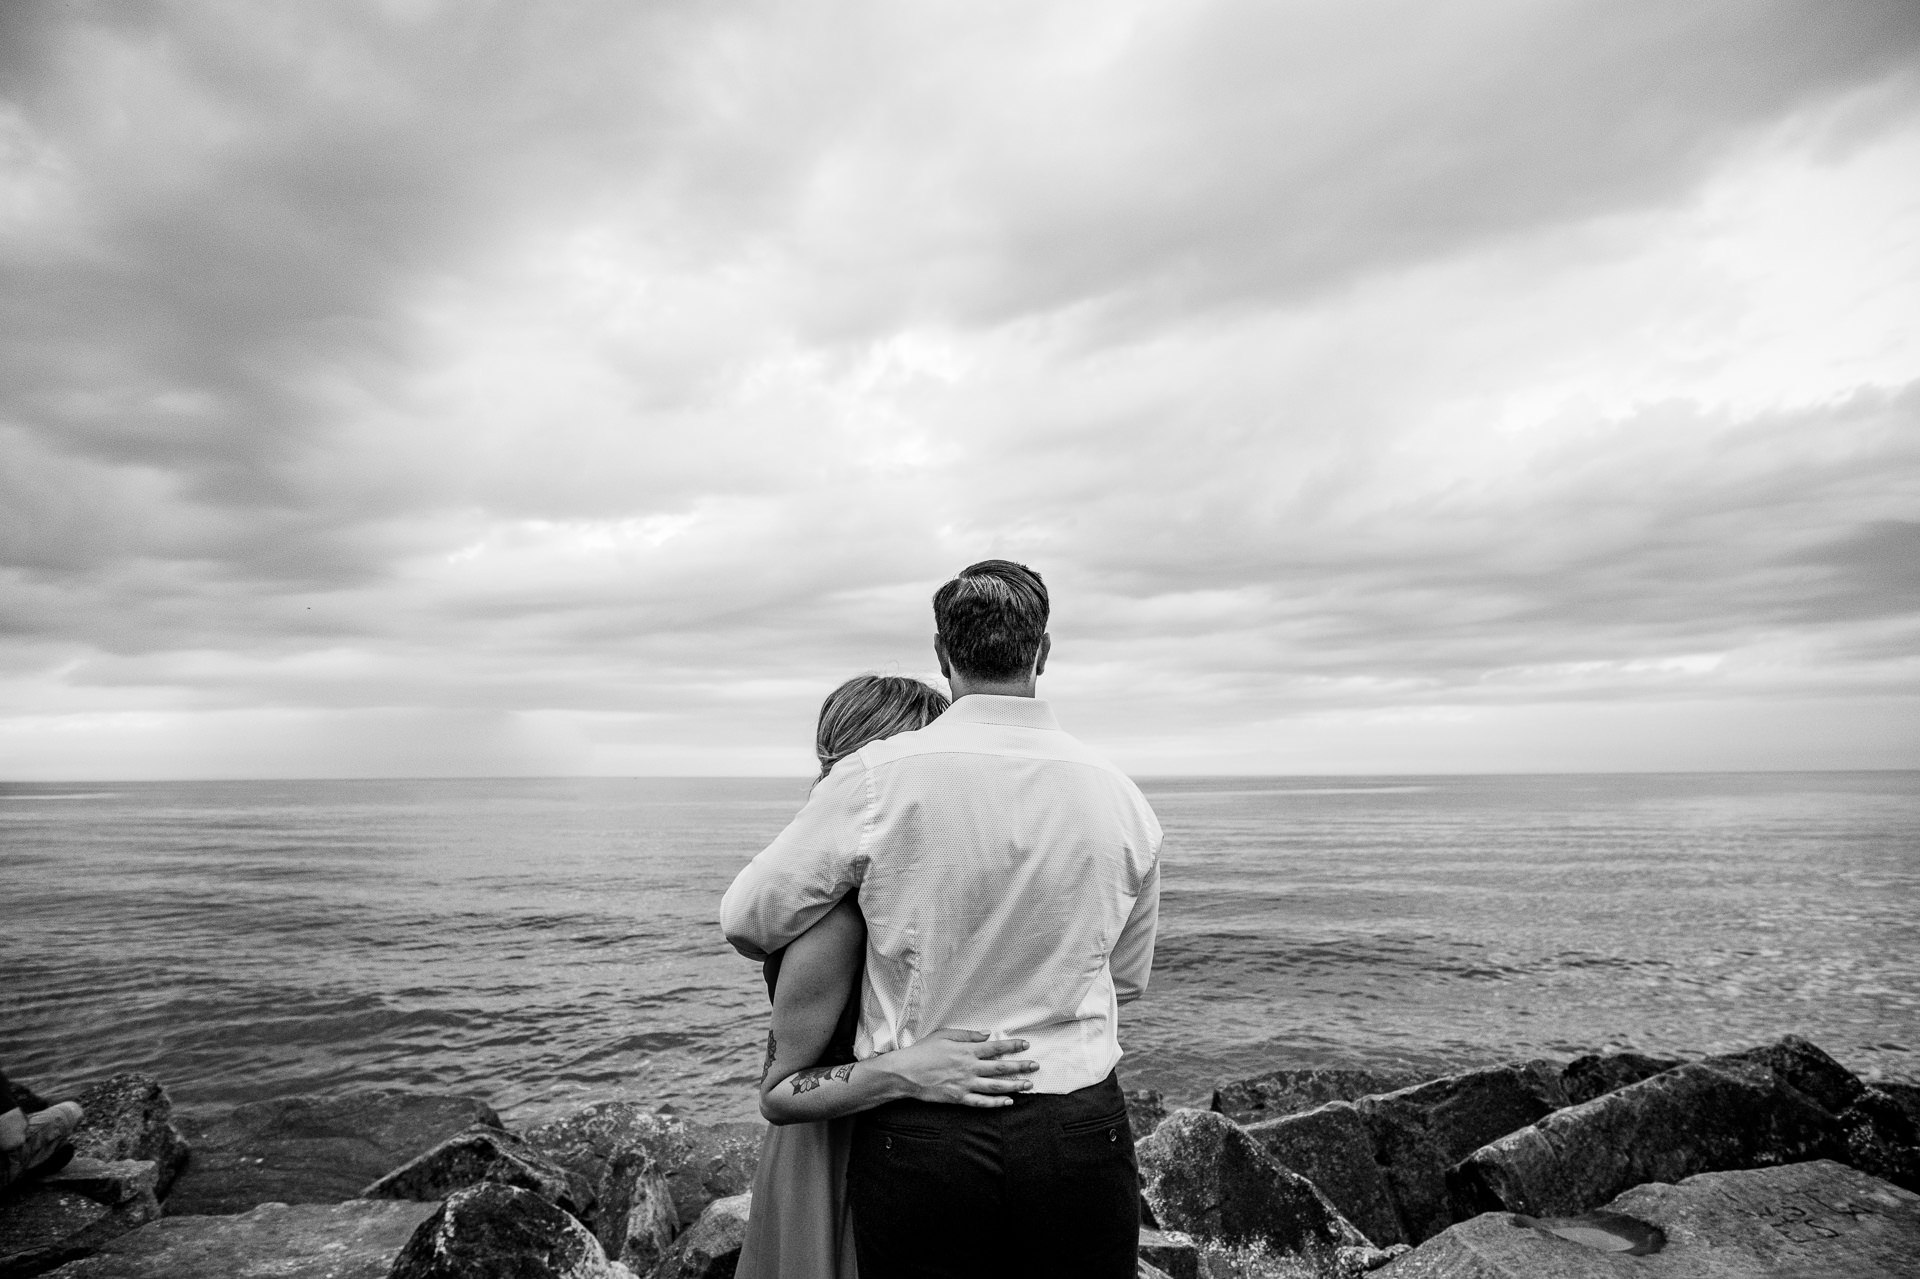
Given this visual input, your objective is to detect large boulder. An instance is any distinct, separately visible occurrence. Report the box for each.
[1212,1069,1426,1126]
[524,1102,755,1253]
[386,1182,625,1279]
[1136,1109,1371,1258]
[1556,1052,1682,1107]
[361,1125,594,1221]
[1,1161,161,1279]
[649,1192,750,1279]
[67,1077,190,1200]
[1449,1059,1845,1220]
[40,1199,436,1279]
[1354,1062,1567,1243]
[164,1091,500,1215]
[1244,1102,1403,1247]
[1380,1159,1920,1278]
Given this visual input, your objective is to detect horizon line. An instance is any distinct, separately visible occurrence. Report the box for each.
[3,766,1917,786]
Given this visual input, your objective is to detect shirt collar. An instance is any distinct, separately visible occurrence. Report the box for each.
[938,694,1062,730]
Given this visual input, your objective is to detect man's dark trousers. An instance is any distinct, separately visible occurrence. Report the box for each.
[848,1070,1138,1278]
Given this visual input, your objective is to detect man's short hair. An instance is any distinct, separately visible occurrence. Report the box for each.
[933,560,1049,681]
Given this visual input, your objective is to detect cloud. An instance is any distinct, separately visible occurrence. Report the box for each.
[0,0,1917,776]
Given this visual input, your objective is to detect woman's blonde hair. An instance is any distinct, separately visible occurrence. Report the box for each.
[815,674,950,782]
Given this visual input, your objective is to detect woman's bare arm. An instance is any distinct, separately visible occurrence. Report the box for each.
[758,896,1036,1124]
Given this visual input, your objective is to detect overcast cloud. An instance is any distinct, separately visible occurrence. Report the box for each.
[2,0,1917,778]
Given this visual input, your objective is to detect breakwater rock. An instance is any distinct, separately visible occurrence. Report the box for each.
[67,1077,189,1201]
[167,1091,502,1215]
[44,1202,438,1279]
[386,1182,624,1279]
[2,1035,1915,1279]
[1383,1160,1920,1278]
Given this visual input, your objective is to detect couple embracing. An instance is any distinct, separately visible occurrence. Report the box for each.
[720,560,1164,1278]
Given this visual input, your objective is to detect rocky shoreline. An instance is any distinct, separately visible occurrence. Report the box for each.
[2,1034,1916,1278]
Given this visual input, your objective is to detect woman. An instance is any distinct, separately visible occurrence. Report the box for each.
[735,675,1038,1279]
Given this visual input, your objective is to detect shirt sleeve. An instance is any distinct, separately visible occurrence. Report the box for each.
[719,759,871,961]
[1110,861,1159,1005]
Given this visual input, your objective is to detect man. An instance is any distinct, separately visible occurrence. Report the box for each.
[721,560,1162,1277]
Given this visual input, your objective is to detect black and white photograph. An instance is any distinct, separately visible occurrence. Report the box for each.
[3,2,1918,1276]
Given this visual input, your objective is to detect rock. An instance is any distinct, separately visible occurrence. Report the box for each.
[1,1191,113,1279]
[41,1199,436,1279]
[1556,1052,1682,1106]
[1705,1034,1866,1115]
[1379,1159,1920,1278]
[1245,1102,1404,1247]
[1839,1086,1920,1193]
[387,1182,624,1279]
[619,1168,679,1275]
[1128,1088,1170,1140]
[1139,1227,1200,1279]
[68,1076,190,1199]
[1338,1244,1411,1273]
[361,1124,594,1220]
[1139,1262,1174,1279]
[1184,1240,1342,1278]
[0,1161,162,1279]
[1136,1109,1371,1258]
[165,1091,500,1215]
[1449,1059,1845,1220]
[649,1191,750,1279]
[1356,1063,1569,1169]
[1873,1079,1920,1119]
[524,1103,755,1253]
[39,1160,161,1218]
[1212,1069,1427,1125]
[1354,1062,1567,1243]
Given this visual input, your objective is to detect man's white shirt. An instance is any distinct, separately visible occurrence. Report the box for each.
[719,694,1163,1095]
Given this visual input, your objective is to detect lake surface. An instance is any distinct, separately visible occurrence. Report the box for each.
[2,772,1915,1126]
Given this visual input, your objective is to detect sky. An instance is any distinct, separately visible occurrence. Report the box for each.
[1,0,1918,780]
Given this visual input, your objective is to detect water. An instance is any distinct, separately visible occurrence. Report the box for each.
[2,773,1915,1127]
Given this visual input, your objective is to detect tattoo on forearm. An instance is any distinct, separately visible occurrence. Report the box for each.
[788,1062,856,1094]
[761,1034,776,1082]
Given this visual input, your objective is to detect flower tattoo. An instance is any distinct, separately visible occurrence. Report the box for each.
[788,1063,856,1094]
